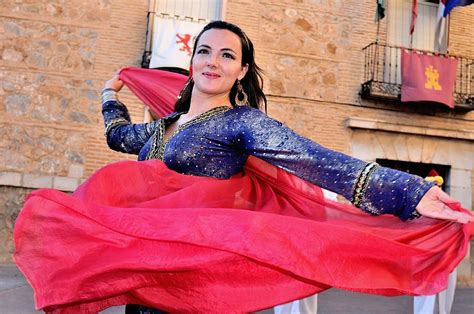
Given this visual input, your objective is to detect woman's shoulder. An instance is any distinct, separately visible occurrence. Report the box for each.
[224,105,267,120]
[223,106,284,130]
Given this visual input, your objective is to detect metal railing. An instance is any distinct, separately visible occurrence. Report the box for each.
[361,42,474,111]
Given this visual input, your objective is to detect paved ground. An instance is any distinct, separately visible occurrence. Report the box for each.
[1,264,472,313]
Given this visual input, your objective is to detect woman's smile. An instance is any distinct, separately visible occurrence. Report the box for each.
[202,71,221,79]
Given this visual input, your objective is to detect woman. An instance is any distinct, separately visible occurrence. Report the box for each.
[103,20,470,222]
[15,21,473,314]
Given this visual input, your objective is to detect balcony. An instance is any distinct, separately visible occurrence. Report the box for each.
[360,42,474,112]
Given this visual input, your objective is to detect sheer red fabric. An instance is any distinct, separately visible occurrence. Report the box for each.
[14,67,473,314]
[118,67,188,117]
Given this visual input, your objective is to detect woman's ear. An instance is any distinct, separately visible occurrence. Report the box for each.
[238,63,249,81]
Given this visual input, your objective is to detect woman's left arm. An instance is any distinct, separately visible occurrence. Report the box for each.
[235,108,473,223]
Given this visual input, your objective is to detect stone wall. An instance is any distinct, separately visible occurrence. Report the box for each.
[0,0,148,263]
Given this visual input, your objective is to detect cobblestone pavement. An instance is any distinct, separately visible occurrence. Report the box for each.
[1,264,472,313]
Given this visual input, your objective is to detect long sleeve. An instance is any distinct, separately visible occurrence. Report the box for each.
[101,90,158,155]
[235,108,433,220]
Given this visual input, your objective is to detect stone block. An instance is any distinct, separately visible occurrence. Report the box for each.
[351,131,383,162]
[452,146,474,170]
[448,187,473,210]
[0,172,21,187]
[4,95,31,116]
[433,141,474,170]
[68,164,84,178]
[2,48,23,62]
[22,174,53,189]
[450,169,472,188]
[420,139,439,164]
[379,137,397,161]
[431,143,453,167]
[405,136,423,163]
[53,176,79,192]
[392,135,410,161]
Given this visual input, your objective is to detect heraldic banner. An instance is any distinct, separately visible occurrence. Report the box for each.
[401,50,458,108]
[149,17,205,70]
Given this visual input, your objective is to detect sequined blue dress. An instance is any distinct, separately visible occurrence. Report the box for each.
[102,99,434,221]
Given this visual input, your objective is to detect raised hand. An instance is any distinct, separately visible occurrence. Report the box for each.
[104,73,124,92]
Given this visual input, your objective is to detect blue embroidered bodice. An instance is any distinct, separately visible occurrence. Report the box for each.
[102,99,433,221]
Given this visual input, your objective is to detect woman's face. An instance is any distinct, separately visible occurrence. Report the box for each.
[192,28,248,99]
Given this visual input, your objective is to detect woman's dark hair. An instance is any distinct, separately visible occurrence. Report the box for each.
[174,20,267,112]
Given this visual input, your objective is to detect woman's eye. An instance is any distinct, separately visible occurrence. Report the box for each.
[197,49,209,54]
[223,52,235,60]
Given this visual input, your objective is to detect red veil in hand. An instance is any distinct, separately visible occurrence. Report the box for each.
[14,67,473,314]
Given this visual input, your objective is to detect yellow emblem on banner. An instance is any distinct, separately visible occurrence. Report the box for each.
[424,65,442,91]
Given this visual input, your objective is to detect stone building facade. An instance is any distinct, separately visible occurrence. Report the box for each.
[1,0,473,286]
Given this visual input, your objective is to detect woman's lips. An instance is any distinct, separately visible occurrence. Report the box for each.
[202,72,221,79]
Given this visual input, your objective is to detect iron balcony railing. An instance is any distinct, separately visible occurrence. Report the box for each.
[361,42,474,111]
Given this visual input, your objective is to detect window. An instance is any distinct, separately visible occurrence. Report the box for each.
[387,0,444,51]
[154,0,222,20]
[384,0,448,84]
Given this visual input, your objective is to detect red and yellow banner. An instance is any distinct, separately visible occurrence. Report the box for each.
[401,50,458,108]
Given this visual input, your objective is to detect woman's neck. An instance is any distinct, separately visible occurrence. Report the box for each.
[187,90,231,117]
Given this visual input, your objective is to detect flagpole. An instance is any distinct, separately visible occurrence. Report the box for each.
[375,18,380,43]
[409,0,417,49]
[372,11,381,81]
[141,0,155,68]
[446,15,450,54]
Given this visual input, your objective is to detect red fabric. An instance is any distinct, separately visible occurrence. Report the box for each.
[14,158,473,313]
[119,67,188,117]
[428,169,440,177]
[401,50,458,108]
[14,67,473,313]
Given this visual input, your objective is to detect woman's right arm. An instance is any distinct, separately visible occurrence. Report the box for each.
[101,75,158,155]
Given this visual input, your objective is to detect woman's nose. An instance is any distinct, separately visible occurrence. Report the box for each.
[206,54,218,68]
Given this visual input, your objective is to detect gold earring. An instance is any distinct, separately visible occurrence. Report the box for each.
[235,80,248,106]
[177,77,193,100]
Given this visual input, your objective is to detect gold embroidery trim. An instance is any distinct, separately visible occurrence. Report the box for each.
[146,106,231,161]
[352,162,379,208]
[104,118,129,136]
[146,119,165,160]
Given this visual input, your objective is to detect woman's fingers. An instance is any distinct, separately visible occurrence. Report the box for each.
[416,186,474,224]
[439,206,472,223]
[420,205,468,223]
[436,189,458,204]
[104,74,124,92]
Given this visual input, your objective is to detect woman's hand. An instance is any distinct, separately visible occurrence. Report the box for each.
[416,186,474,223]
[104,74,124,92]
